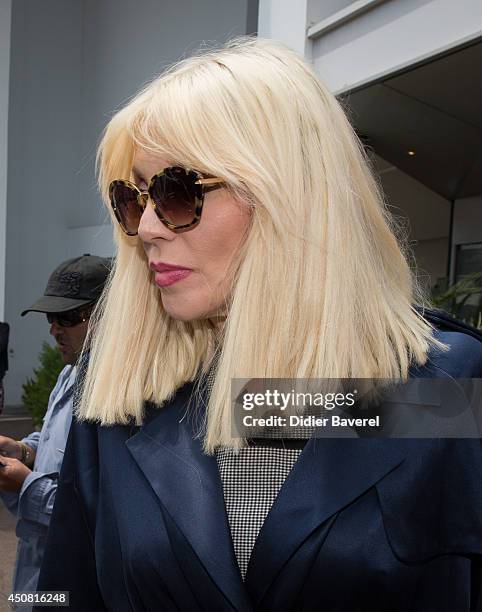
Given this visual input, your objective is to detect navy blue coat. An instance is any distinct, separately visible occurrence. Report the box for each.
[36,325,482,611]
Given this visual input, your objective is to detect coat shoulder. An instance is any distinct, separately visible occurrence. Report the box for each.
[411,328,482,378]
[376,437,482,563]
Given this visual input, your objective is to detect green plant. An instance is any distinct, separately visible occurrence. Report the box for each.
[22,342,64,427]
[431,271,482,329]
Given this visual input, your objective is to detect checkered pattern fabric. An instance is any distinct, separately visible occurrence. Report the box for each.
[205,360,305,579]
[215,445,302,579]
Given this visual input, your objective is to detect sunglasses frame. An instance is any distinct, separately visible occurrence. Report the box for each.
[109,166,225,236]
[46,305,93,328]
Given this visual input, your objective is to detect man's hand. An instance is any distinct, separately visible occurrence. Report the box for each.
[0,435,22,460]
[0,456,32,492]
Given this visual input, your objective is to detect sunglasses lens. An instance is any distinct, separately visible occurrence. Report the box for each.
[46,306,91,328]
[47,313,73,327]
[150,168,200,228]
[110,182,142,235]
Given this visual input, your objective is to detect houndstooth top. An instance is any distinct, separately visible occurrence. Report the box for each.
[207,365,311,580]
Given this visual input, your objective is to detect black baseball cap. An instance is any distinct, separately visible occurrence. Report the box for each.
[21,254,112,316]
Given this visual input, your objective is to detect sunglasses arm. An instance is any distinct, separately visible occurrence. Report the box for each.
[195,177,224,194]
[195,177,223,185]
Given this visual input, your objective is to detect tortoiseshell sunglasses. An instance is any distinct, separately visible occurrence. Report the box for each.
[109,166,224,235]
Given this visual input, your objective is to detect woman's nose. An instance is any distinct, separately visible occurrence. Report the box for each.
[138,199,174,243]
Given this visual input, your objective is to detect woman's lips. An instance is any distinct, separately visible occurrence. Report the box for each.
[150,262,193,287]
[154,269,192,287]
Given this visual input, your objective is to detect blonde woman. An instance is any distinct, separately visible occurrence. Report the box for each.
[35,38,482,612]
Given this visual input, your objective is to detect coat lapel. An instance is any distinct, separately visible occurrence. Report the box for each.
[125,380,410,611]
[125,382,252,612]
[244,437,407,606]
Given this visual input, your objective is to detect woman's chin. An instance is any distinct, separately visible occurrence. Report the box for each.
[161,298,225,324]
[161,299,209,323]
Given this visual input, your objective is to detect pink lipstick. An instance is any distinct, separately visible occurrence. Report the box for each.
[150,262,192,287]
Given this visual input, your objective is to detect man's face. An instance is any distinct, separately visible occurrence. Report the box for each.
[48,307,92,365]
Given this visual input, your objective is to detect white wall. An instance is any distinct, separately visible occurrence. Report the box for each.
[374,155,451,289]
[0,0,11,321]
[377,163,450,242]
[376,163,482,291]
[412,237,449,293]
[306,0,355,26]
[259,0,482,93]
[310,0,482,93]
[6,0,84,408]
[5,0,254,407]
[66,225,115,259]
[258,0,310,56]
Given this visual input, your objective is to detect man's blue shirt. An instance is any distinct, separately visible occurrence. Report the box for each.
[0,364,76,600]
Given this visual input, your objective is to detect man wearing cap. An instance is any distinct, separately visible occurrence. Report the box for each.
[0,254,111,602]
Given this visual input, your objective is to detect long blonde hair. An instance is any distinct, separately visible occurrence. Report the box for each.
[78,37,447,452]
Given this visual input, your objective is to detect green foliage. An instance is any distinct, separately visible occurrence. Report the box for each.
[22,342,64,427]
[431,271,482,329]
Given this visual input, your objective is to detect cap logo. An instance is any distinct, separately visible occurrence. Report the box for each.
[58,272,82,297]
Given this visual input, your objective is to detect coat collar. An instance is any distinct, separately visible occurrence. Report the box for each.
[126,381,252,611]
[125,381,408,610]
